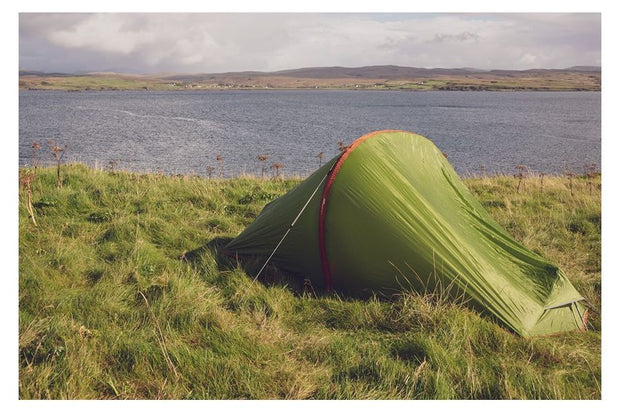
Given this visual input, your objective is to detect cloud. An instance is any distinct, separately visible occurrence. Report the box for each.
[429,32,480,43]
[18,13,601,73]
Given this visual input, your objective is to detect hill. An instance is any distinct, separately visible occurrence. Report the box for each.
[19,164,601,399]
[19,65,601,91]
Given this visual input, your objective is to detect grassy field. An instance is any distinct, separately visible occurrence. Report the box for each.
[19,69,601,91]
[18,164,601,399]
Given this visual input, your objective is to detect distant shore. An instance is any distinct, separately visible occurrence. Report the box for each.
[18,65,601,92]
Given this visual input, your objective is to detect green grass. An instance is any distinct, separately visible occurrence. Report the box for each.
[19,70,601,92]
[19,75,165,91]
[18,164,601,399]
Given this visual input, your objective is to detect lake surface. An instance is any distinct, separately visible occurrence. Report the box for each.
[19,90,601,177]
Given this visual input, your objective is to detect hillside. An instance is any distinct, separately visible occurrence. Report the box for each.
[19,164,601,399]
[19,65,601,91]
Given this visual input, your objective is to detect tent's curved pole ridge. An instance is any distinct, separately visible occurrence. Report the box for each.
[318,129,407,289]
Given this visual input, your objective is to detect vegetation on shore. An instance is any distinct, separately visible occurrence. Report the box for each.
[18,66,601,92]
[19,164,601,399]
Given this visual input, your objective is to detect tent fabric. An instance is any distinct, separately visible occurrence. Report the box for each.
[225,130,587,337]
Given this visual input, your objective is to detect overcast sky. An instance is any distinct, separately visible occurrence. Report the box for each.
[19,12,601,74]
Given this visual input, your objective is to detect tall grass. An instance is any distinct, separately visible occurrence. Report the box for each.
[18,164,601,399]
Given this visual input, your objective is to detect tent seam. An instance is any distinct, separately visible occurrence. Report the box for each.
[318,129,409,289]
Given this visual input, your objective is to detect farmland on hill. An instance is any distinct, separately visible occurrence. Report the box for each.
[18,65,601,91]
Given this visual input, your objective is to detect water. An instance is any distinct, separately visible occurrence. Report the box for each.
[19,90,601,177]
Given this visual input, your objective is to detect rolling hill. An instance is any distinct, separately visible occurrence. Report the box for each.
[19,65,601,91]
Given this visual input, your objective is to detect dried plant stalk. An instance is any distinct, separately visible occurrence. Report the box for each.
[48,140,68,188]
[316,152,324,168]
[20,170,37,226]
[257,154,269,179]
[514,165,526,193]
[565,171,574,197]
[270,162,283,180]
[216,155,224,178]
[206,165,215,179]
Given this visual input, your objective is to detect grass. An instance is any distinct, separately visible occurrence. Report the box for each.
[19,74,164,91]
[18,164,601,399]
[19,70,601,92]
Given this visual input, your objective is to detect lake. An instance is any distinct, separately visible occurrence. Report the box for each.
[18,90,601,177]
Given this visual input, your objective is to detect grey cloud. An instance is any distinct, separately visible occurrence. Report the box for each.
[18,13,601,74]
[430,32,480,44]
[19,13,86,36]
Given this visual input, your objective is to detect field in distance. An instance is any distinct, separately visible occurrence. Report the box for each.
[19,65,601,92]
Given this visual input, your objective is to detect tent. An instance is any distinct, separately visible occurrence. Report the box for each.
[225,130,587,337]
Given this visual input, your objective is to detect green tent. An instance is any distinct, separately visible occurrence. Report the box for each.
[225,130,587,337]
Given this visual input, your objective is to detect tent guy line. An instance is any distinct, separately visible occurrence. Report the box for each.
[225,130,587,337]
[250,169,332,287]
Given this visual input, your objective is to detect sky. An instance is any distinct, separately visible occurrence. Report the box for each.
[19,12,601,74]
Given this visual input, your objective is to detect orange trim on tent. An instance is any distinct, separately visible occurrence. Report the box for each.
[318,130,406,289]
